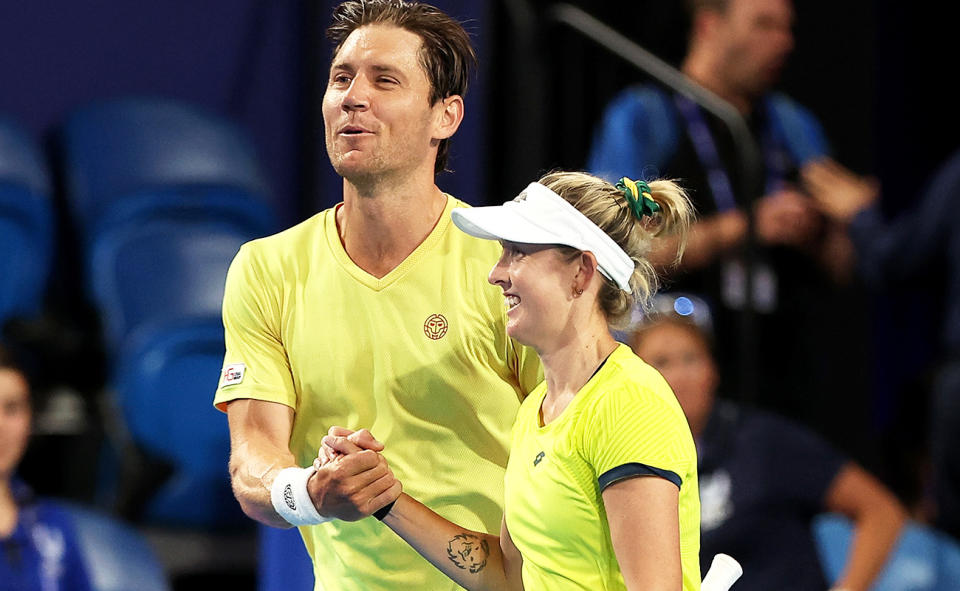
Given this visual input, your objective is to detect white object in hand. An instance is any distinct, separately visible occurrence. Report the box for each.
[701,553,743,591]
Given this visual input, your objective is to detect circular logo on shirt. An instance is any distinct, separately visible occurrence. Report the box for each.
[424,314,448,340]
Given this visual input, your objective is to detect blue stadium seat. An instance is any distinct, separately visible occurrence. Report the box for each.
[0,115,54,324]
[60,96,276,241]
[111,317,245,528]
[63,502,171,591]
[87,220,248,528]
[258,524,314,591]
[88,220,248,352]
[814,512,960,590]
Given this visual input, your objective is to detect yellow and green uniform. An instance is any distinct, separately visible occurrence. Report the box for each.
[214,195,541,591]
[504,344,700,590]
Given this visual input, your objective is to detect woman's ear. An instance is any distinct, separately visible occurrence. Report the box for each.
[573,251,599,295]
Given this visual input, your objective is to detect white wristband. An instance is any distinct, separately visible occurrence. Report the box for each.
[270,466,333,526]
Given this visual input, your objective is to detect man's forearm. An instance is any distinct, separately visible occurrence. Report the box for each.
[229,438,297,528]
[652,211,747,272]
[226,399,299,528]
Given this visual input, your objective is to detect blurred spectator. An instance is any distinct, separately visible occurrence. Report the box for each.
[806,147,960,541]
[587,0,872,451]
[629,294,906,591]
[0,344,93,590]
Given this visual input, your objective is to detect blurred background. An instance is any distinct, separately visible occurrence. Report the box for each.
[1,1,958,589]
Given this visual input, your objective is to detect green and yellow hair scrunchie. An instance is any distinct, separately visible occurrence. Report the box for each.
[616,177,660,219]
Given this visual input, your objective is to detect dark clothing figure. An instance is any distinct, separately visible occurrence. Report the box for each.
[698,400,845,590]
[846,148,960,539]
[589,86,869,444]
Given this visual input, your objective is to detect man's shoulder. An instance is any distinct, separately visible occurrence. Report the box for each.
[445,195,504,256]
[765,92,821,124]
[603,84,674,118]
[764,92,830,162]
[254,209,330,247]
[238,209,332,263]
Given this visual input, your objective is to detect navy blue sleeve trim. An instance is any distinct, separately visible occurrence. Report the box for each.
[598,463,682,491]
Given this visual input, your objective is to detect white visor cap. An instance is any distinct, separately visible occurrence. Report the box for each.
[451,182,635,292]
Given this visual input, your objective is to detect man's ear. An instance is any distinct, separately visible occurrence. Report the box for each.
[433,94,464,141]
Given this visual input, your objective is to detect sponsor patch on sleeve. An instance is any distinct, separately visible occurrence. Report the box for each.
[221,363,246,386]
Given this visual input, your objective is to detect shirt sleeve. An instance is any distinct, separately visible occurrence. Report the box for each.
[849,148,960,288]
[587,88,655,183]
[213,241,297,412]
[582,381,694,491]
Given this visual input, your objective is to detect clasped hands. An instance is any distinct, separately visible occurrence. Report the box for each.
[305,426,401,522]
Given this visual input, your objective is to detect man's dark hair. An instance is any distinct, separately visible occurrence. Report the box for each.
[326,0,477,175]
[685,0,729,15]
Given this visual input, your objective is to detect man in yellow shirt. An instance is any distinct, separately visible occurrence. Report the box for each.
[214,2,540,590]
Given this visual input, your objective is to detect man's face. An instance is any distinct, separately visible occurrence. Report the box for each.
[322,24,444,182]
[717,0,795,98]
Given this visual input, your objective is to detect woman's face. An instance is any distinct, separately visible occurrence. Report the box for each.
[0,369,31,479]
[631,321,718,435]
[488,241,581,351]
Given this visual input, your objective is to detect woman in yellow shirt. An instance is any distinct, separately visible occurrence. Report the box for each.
[324,171,701,590]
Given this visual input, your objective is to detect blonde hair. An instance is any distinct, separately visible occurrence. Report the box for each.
[537,171,695,328]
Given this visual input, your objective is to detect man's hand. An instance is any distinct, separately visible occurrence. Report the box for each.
[307,426,400,521]
[754,188,822,246]
[801,158,880,224]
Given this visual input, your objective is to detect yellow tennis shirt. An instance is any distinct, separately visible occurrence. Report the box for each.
[214,195,541,591]
[504,344,701,590]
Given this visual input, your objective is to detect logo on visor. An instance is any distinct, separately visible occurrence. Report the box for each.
[424,314,448,340]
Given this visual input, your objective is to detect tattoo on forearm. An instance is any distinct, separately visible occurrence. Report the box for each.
[446,533,489,573]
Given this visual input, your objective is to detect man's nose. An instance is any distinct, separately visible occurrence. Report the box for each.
[342,77,370,111]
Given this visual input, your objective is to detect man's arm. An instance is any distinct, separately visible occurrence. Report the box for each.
[650,189,821,273]
[226,399,399,528]
[227,399,298,527]
[648,209,747,271]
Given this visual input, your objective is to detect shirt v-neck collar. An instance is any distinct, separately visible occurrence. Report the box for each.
[536,344,627,430]
[325,194,455,291]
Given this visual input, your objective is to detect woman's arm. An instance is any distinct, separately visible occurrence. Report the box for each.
[824,462,907,591]
[381,495,524,591]
[603,476,682,591]
[322,433,523,591]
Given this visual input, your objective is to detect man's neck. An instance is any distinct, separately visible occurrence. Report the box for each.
[682,56,754,116]
[336,173,448,279]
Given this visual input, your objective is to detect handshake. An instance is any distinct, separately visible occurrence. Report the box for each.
[303,426,402,522]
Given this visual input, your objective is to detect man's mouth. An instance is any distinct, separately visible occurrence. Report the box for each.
[340,125,371,135]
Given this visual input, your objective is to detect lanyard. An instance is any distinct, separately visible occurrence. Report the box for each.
[673,94,790,212]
